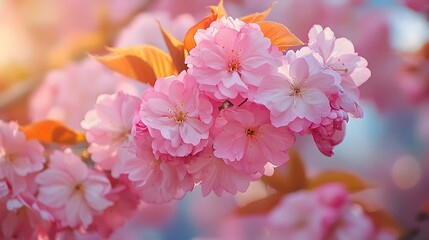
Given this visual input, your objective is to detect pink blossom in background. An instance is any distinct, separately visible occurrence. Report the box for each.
[187,142,252,196]
[81,91,141,177]
[255,51,340,132]
[115,11,195,52]
[19,0,147,42]
[397,42,429,103]
[267,184,376,240]
[212,103,295,176]
[404,0,429,13]
[36,149,113,228]
[186,17,281,100]
[139,73,213,157]
[0,120,45,194]
[123,124,194,203]
[29,58,143,130]
[346,9,408,111]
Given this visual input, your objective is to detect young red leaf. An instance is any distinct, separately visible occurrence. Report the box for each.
[21,120,85,145]
[257,21,303,51]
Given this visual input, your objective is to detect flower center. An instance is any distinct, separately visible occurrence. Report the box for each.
[73,183,84,193]
[224,47,242,72]
[290,79,307,97]
[168,102,189,125]
[229,61,239,72]
[330,59,349,74]
[245,128,257,138]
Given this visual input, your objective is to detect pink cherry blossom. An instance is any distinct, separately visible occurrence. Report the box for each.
[29,58,144,130]
[302,24,371,117]
[123,123,194,203]
[186,16,281,100]
[81,91,141,177]
[35,149,113,228]
[139,72,213,157]
[213,103,295,176]
[311,109,349,157]
[0,120,45,194]
[187,142,252,196]
[267,183,375,240]
[87,182,140,238]
[255,51,341,132]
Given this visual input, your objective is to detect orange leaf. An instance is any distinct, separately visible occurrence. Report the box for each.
[208,0,228,20]
[240,3,275,23]
[184,14,217,52]
[308,170,369,192]
[257,21,303,51]
[235,193,282,215]
[94,45,176,86]
[158,22,187,73]
[21,120,85,145]
[262,150,307,193]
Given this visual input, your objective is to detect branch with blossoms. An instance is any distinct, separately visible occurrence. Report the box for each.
[0,0,375,238]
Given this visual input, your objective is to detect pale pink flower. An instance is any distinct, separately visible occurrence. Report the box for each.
[0,120,45,194]
[186,17,281,100]
[213,103,295,176]
[81,91,141,177]
[267,184,375,240]
[139,72,213,157]
[255,51,341,132]
[187,143,252,196]
[29,58,144,130]
[311,109,349,156]
[35,149,113,228]
[88,182,140,238]
[123,123,194,203]
[303,24,371,117]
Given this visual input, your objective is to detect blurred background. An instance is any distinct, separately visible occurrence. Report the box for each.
[0,0,428,239]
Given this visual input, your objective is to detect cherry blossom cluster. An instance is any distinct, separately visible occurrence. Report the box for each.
[0,16,370,238]
[81,17,370,203]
